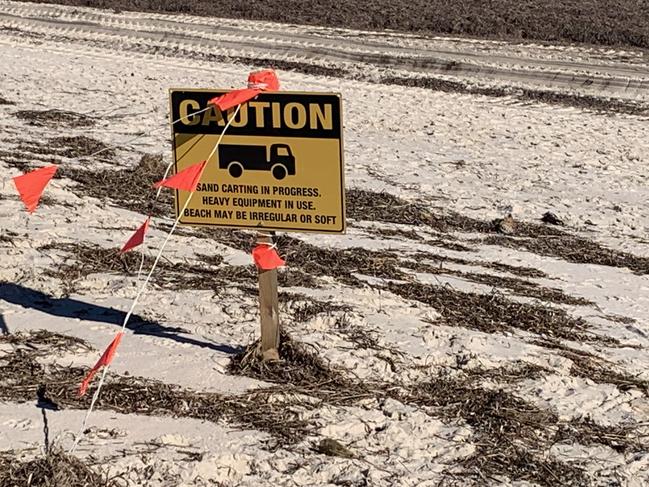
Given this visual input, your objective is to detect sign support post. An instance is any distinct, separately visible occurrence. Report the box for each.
[257,231,280,361]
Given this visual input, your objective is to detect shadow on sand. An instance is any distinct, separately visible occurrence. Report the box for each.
[0,282,240,355]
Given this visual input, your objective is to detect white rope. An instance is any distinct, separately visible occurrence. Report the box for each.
[3,107,213,188]
[68,104,241,453]
[69,364,109,453]
[155,160,175,199]
[170,106,212,126]
[136,249,146,283]
[81,106,215,161]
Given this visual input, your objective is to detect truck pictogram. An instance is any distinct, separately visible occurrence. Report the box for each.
[218,143,296,180]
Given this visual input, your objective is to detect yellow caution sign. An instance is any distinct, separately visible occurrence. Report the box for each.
[169,89,345,233]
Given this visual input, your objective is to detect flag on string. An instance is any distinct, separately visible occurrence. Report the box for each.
[153,160,206,192]
[12,165,58,213]
[120,217,150,253]
[208,69,280,111]
[209,88,260,111]
[247,69,280,91]
[78,332,124,397]
[252,244,285,270]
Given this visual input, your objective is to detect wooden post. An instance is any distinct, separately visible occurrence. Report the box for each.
[257,232,280,361]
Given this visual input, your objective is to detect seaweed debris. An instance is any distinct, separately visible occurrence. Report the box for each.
[14,109,96,128]
[60,153,170,215]
[0,448,119,487]
[0,345,313,445]
[389,281,607,343]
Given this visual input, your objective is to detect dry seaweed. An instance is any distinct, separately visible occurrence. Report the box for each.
[38,194,75,209]
[389,281,607,344]
[0,95,14,105]
[195,227,257,252]
[464,361,550,383]
[423,238,474,252]
[457,272,590,306]
[0,448,119,487]
[0,142,62,172]
[228,330,338,386]
[60,153,170,216]
[349,189,649,275]
[3,331,640,484]
[0,150,37,172]
[13,109,96,128]
[479,234,649,275]
[365,226,424,242]
[401,260,593,306]
[228,333,381,409]
[555,417,645,454]
[2,134,114,178]
[0,230,19,246]
[346,189,494,233]
[410,251,548,279]
[40,243,155,288]
[402,377,589,486]
[333,313,382,351]
[0,330,93,357]
[277,235,409,286]
[364,224,474,252]
[40,241,260,294]
[38,241,321,298]
[601,314,636,325]
[49,135,115,160]
[278,268,320,288]
[291,300,351,323]
[0,349,313,445]
[401,259,590,306]
[384,76,649,116]
[532,339,649,395]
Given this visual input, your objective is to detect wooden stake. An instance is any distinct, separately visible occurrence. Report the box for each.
[257,232,280,361]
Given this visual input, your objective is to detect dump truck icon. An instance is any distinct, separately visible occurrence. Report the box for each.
[218,143,296,180]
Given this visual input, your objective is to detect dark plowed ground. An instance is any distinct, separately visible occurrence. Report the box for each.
[26,0,649,49]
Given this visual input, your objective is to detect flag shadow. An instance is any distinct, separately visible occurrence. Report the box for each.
[0,282,241,355]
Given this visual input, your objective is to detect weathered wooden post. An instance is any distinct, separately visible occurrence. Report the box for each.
[257,231,280,361]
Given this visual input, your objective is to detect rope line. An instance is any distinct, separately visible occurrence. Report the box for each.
[76,106,215,162]
[68,104,242,453]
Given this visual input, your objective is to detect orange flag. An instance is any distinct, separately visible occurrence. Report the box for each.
[12,165,58,213]
[120,217,150,253]
[247,69,280,91]
[252,244,285,270]
[208,69,280,111]
[153,161,206,192]
[78,332,124,397]
[209,88,260,111]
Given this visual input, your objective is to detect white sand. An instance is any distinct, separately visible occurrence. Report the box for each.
[0,2,648,485]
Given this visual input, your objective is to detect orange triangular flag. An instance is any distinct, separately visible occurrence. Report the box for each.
[208,88,261,111]
[252,244,285,270]
[78,332,124,397]
[12,165,58,213]
[153,161,206,192]
[208,69,279,111]
[247,69,280,91]
[120,217,150,253]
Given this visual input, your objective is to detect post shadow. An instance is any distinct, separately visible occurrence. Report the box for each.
[0,313,8,335]
[0,282,240,355]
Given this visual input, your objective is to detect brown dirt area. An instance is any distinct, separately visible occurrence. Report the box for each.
[26,0,649,49]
